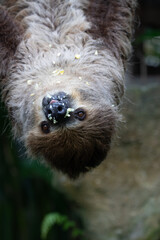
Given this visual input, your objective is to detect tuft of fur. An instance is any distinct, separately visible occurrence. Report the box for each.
[86,0,137,64]
[0,6,22,77]
[0,0,137,178]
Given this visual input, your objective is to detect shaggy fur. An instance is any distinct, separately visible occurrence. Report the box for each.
[0,0,136,178]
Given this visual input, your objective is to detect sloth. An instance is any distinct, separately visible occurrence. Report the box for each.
[0,0,136,178]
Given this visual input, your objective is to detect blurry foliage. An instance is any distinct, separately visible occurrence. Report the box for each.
[143,37,160,67]
[0,102,83,240]
[135,28,160,68]
[41,212,84,240]
[135,28,160,44]
[145,227,160,240]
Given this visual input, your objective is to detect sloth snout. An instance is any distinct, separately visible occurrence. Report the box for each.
[42,92,71,124]
[48,101,67,119]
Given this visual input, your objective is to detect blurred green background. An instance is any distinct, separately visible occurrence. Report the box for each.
[0,0,160,240]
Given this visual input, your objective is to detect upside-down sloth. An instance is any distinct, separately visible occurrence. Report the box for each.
[0,0,136,178]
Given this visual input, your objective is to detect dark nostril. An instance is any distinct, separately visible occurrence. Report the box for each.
[47,109,52,114]
[56,104,67,116]
[57,105,63,112]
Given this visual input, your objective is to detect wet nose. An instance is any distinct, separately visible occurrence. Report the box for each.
[42,92,71,124]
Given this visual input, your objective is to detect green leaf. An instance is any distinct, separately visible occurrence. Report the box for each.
[71,228,84,238]
[41,213,63,239]
[41,212,84,240]
[63,220,75,231]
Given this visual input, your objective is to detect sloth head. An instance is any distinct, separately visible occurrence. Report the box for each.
[26,84,117,179]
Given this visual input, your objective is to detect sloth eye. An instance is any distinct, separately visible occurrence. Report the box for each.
[41,121,50,134]
[74,108,86,121]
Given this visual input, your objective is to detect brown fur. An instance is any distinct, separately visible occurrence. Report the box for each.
[27,108,116,178]
[0,6,22,77]
[86,0,136,64]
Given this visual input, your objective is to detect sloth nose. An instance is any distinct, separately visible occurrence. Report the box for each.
[42,92,71,124]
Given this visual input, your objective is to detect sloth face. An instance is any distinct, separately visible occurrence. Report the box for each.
[26,87,116,179]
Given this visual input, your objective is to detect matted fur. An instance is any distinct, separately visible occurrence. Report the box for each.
[0,0,137,178]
